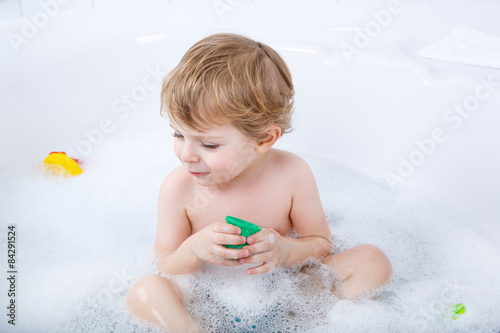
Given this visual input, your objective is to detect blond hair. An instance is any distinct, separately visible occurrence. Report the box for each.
[161,33,294,141]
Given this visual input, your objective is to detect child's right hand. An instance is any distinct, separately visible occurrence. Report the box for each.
[191,222,250,267]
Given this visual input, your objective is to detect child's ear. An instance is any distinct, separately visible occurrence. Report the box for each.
[256,125,281,153]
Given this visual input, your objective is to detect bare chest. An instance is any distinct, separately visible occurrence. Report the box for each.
[186,183,293,236]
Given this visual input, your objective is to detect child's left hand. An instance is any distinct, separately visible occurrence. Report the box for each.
[239,228,289,275]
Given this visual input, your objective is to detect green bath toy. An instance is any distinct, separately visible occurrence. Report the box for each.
[451,303,466,320]
[224,216,261,249]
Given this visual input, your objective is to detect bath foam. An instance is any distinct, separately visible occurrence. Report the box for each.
[174,261,337,332]
[304,150,500,332]
[1,133,500,332]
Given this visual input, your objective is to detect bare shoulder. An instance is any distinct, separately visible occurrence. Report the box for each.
[269,149,315,182]
[158,165,197,217]
[159,165,193,199]
[270,149,310,167]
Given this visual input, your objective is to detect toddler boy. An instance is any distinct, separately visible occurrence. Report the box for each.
[127,33,392,333]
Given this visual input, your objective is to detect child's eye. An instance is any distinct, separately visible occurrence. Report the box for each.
[172,132,184,139]
[201,143,219,150]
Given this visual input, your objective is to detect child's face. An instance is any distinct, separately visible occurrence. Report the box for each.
[170,121,260,187]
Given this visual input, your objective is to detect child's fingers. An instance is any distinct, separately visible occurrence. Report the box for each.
[244,229,277,255]
[243,239,273,255]
[211,222,241,235]
[193,223,249,265]
[246,228,278,245]
[245,262,273,275]
[239,228,282,274]
[212,233,246,247]
[196,249,245,266]
[245,230,264,244]
[239,252,272,264]
[209,244,250,261]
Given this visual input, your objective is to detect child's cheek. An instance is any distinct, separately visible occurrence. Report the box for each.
[209,152,234,172]
[173,142,182,161]
[206,152,240,180]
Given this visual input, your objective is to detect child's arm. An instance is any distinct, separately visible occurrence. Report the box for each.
[240,155,332,275]
[154,167,250,275]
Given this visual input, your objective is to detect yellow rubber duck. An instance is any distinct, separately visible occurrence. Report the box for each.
[43,152,83,176]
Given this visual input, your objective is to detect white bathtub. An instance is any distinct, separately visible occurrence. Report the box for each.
[1,1,499,332]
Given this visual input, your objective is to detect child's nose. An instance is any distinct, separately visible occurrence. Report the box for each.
[180,143,200,163]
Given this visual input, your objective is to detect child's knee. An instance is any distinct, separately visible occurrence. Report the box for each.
[359,244,392,281]
[126,275,183,311]
[126,275,153,311]
[322,244,392,282]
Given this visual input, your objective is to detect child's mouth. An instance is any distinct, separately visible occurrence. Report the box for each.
[188,170,208,177]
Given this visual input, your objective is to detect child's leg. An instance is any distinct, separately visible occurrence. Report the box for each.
[323,244,392,299]
[126,275,197,333]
